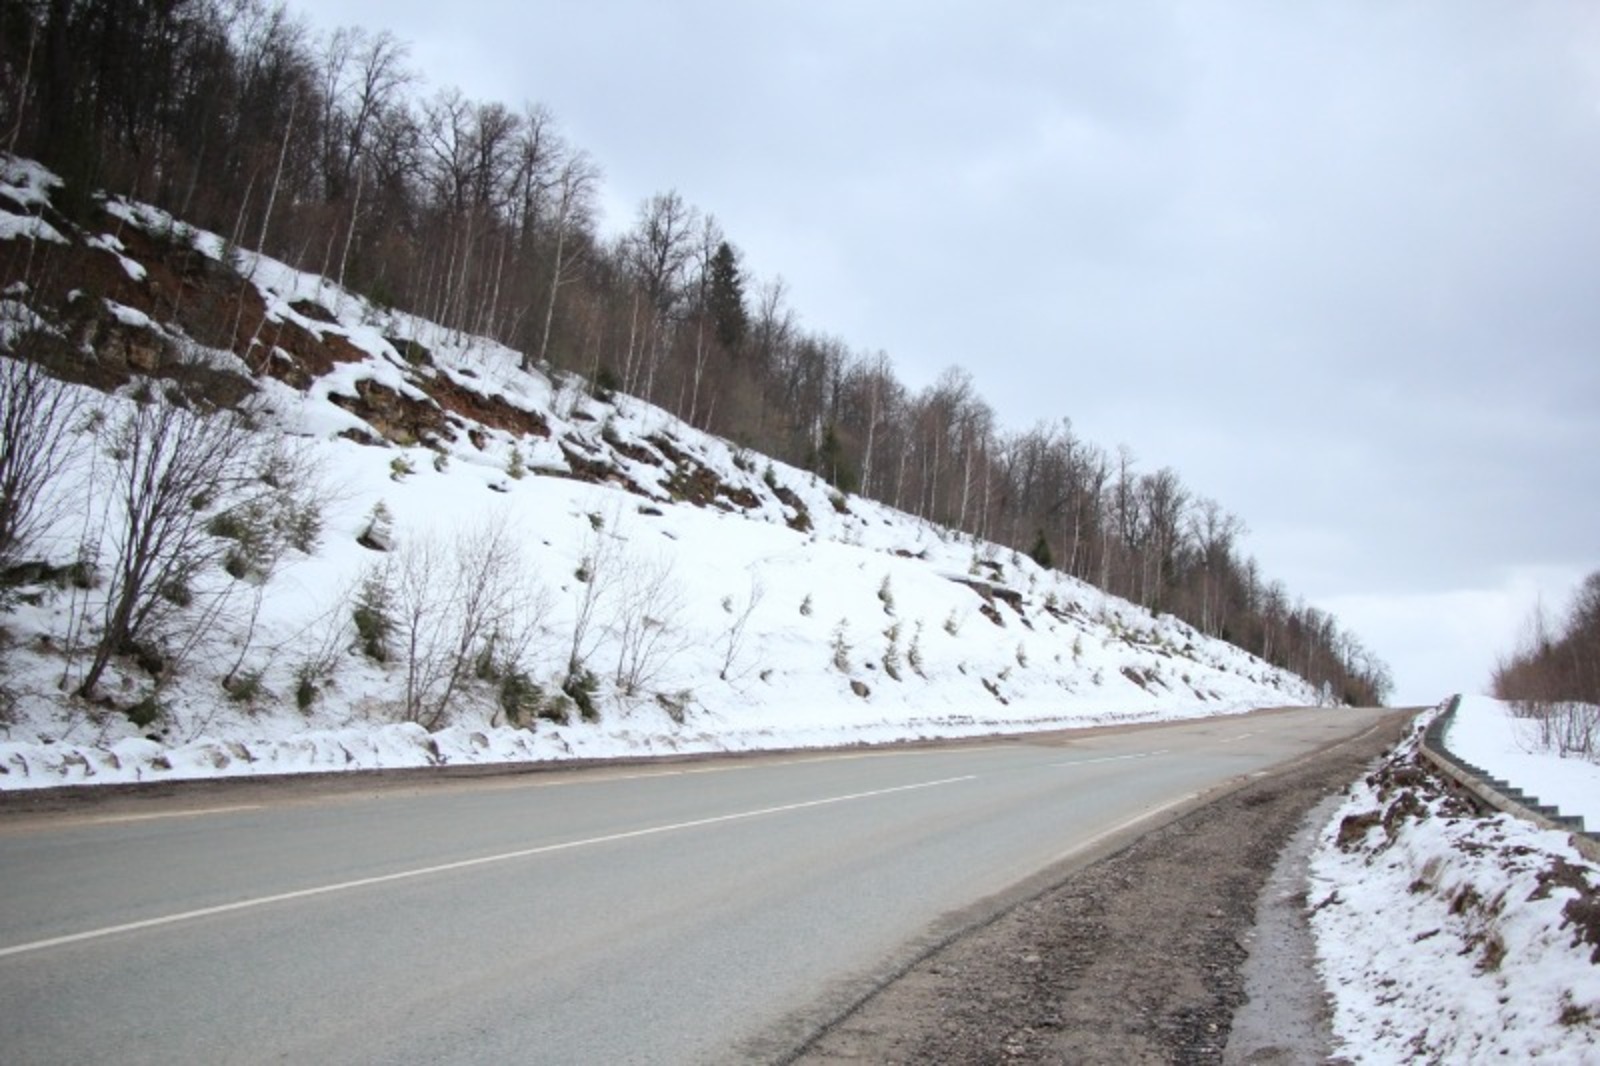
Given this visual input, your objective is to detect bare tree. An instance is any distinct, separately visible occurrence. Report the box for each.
[0,353,89,576]
[855,351,894,499]
[419,88,479,326]
[1187,497,1243,637]
[318,27,411,203]
[718,576,766,682]
[624,190,698,399]
[610,549,690,696]
[530,148,600,370]
[317,26,412,294]
[506,102,559,248]
[1494,570,1600,716]
[683,213,726,427]
[566,515,621,676]
[390,516,547,728]
[627,190,698,316]
[1136,466,1189,612]
[75,385,277,699]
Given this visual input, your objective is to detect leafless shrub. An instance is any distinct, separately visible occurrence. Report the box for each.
[566,514,622,675]
[717,576,764,681]
[392,535,454,725]
[289,587,356,713]
[216,442,330,691]
[1513,700,1600,764]
[391,516,549,729]
[0,353,90,577]
[73,380,279,700]
[610,549,690,696]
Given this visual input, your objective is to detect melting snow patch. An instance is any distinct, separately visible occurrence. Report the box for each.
[87,233,149,280]
[0,210,67,244]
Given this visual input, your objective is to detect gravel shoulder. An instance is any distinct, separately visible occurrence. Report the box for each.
[789,709,1415,1065]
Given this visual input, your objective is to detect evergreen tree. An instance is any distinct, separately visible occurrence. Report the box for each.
[706,240,748,353]
[1029,529,1053,570]
[816,422,857,493]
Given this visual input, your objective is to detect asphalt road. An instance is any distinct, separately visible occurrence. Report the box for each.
[0,706,1393,1064]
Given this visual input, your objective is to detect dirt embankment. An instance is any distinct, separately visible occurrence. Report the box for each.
[790,711,1414,1065]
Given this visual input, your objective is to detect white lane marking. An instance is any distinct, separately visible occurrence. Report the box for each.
[1049,749,1168,768]
[464,745,987,791]
[0,804,267,836]
[0,774,978,961]
[1219,733,1256,744]
[1040,789,1204,866]
[76,805,265,827]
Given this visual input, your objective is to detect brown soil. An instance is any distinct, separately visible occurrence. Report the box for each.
[789,711,1413,1065]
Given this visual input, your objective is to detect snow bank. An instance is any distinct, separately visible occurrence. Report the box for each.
[1447,694,1600,827]
[1311,709,1600,1061]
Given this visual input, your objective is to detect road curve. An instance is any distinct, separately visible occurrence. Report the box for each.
[0,706,1393,1064]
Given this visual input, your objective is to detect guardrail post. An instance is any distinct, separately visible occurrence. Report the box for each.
[1417,694,1600,864]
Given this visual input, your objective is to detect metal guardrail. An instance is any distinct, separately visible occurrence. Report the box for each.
[1418,694,1600,864]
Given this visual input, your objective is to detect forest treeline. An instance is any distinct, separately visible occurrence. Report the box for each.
[1493,572,1600,709]
[0,0,1391,704]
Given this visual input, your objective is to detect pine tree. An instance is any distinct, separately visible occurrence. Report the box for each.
[1029,528,1053,569]
[706,240,748,353]
[816,422,857,494]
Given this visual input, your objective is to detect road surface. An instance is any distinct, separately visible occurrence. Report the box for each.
[0,706,1393,1064]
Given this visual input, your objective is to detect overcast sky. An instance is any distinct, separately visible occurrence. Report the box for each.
[291,0,1599,705]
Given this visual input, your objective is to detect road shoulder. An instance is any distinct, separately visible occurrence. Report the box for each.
[788,710,1413,1064]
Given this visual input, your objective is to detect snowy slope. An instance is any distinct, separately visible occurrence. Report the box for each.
[0,154,1321,789]
[1446,695,1600,828]
[1311,706,1600,1061]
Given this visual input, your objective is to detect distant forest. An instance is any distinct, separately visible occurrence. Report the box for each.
[0,0,1391,704]
[1493,571,1599,709]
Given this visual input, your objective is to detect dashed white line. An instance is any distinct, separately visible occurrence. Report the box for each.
[0,773,977,961]
[1050,749,1168,768]
[76,805,265,826]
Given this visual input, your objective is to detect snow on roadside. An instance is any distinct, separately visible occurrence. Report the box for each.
[1310,707,1600,1062]
[0,356,1318,791]
[1447,694,1600,828]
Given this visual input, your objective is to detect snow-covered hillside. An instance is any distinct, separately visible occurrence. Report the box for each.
[0,154,1320,789]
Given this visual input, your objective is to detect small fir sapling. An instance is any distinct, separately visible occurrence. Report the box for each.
[883,622,903,681]
[831,619,851,672]
[908,620,927,677]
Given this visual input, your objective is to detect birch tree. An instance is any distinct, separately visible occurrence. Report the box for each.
[530,149,599,370]
[624,190,698,399]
